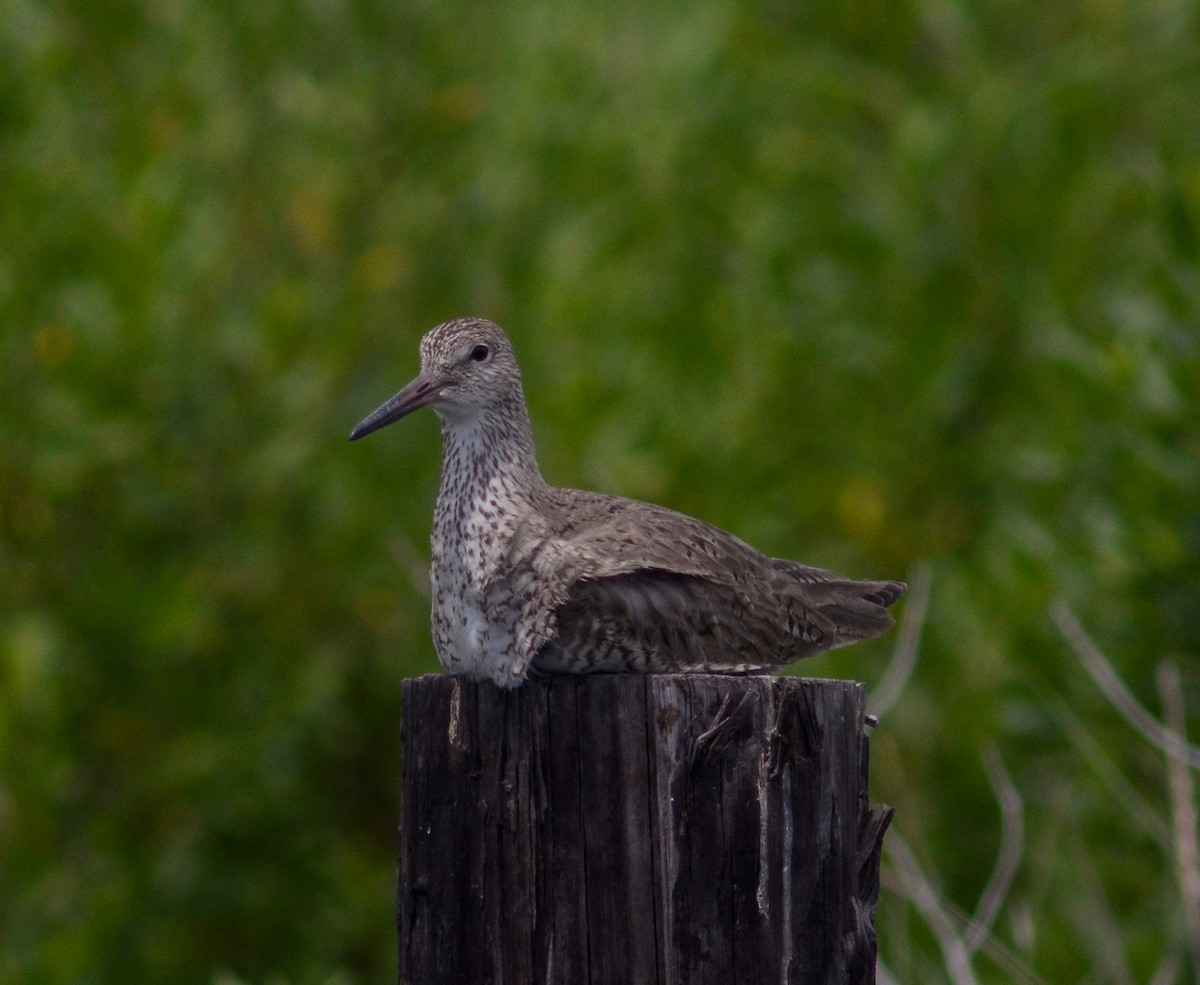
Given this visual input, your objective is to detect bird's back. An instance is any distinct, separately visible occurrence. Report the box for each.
[524,485,905,674]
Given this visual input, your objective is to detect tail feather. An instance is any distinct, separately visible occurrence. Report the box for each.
[811,575,902,647]
[772,560,907,647]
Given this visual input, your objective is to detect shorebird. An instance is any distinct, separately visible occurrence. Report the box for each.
[350,317,906,688]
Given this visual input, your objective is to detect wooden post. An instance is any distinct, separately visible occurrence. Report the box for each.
[398,674,892,985]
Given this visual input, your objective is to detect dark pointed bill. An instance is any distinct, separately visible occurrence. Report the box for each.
[348,374,444,441]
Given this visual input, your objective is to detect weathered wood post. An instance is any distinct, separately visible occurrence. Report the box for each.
[399,674,891,985]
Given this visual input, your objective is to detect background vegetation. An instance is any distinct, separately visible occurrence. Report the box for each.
[2,0,1198,982]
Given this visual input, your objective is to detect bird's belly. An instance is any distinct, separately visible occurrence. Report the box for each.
[431,574,524,686]
[431,579,485,671]
[452,604,488,668]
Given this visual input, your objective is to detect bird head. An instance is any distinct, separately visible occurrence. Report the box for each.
[349,317,520,440]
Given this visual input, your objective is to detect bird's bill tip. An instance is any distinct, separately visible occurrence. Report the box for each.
[348,399,411,441]
[348,375,442,441]
[347,418,381,441]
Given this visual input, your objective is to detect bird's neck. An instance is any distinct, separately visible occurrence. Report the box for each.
[437,397,547,510]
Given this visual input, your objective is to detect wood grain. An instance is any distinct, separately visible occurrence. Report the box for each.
[399,674,891,985]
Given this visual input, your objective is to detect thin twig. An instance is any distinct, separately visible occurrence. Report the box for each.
[1066,814,1137,985]
[885,832,981,985]
[1051,602,1200,768]
[880,862,1048,985]
[869,560,932,719]
[1149,952,1182,985]
[1044,698,1171,849]
[880,863,1048,985]
[876,957,900,985]
[1157,661,1200,981]
[965,747,1024,955]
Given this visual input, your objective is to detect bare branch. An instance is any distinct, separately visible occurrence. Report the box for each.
[1149,952,1182,985]
[965,747,1024,955]
[1045,698,1171,849]
[885,832,981,985]
[881,862,1048,985]
[1157,661,1200,981]
[869,560,932,719]
[1051,602,1200,768]
[1065,815,1137,985]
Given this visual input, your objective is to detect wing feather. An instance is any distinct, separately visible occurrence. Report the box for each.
[509,487,906,672]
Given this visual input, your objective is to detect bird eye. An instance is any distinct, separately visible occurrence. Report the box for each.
[469,344,491,363]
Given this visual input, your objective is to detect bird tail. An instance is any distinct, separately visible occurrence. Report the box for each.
[814,579,906,645]
[772,559,907,646]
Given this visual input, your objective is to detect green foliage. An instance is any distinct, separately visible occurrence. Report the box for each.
[2,0,1198,981]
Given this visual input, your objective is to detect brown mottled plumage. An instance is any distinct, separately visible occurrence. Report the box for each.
[350,317,906,688]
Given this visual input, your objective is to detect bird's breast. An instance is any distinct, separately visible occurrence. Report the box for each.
[430,477,527,680]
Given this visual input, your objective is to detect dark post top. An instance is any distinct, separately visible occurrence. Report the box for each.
[398,673,891,985]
